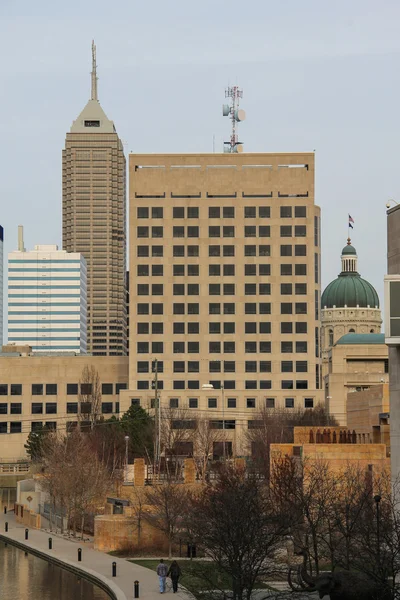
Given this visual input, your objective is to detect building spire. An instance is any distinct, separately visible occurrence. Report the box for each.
[91,40,98,101]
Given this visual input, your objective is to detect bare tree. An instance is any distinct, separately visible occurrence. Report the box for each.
[247,405,338,478]
[78,365,102,429]
[143,482,188,558]
[160,408,195,479]
[188,464,290,600]
[192,415,223,481]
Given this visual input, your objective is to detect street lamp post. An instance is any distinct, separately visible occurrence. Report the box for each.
[124,435,129,472]
[374,494,382,565]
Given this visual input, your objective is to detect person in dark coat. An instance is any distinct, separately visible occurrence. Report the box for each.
[167,560,182,593]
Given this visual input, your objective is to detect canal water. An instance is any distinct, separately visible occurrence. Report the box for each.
[0,541,111,599]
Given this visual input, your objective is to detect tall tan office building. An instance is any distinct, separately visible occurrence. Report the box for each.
[122,152,322,454]
[62,42,127,355]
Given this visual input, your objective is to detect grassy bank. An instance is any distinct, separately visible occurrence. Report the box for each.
[129,559,271,596]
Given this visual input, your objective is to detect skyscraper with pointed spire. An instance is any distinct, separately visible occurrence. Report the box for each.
[62,42,127,356]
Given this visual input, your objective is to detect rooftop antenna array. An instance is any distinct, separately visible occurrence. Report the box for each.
[222,86,246,153]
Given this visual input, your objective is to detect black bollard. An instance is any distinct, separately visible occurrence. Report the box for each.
[4,506,7,514]
[134,580,139,598]
[25,529,28,540]
[5,522,8,532]
[48,537,52,550]
[78,548,82,562]
[112,561,117,577]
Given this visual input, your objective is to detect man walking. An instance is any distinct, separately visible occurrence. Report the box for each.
[167,560,182,593]
[157,559,168,593]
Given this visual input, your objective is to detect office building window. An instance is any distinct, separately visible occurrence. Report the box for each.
[227,398,236,408]
[295,303,307,314]
[224,283,235,295]
[209,265,220,276]
[208,398,217,408]
[280,206,292,218]
[188,245,199,257]
[245,361,257,372]
[173,303,185,315]
[266,398,275,409]
[244,207,256,218]
[10,403,22,414]
[173,226,185,238]
[295,225,306,237]
[138,303,149,315]
[295,245,307,256]
[67,383,78,395]
[209,245,220,257]
[245,284,256,295]
[137,342,149,353]
[138,264,149,276]
[281,264,292,276]
[281,284,292,295]
[137,323,149,334]
[245,323,257,334]
[281,322,293,334]
[296,380,308,389]
[11,384,22,396]
[304,398,314,408]
[188,226,199,237]
[260,361,271,372]
[188,323,199,334]
[102,402,113,414]
[152,226,163,238]
[259,264,270,276]
[189,398,198,408]
[224,264,235,276]
[31,403,42,414]
[188,303,199,314]
[295,283,307,295]
[67,402,78,414]
[137,226,149,238]
[259,226,270,237]
[170,398,179,409]
[137,207,149,219]
[281,341,293,353]
[260,342,271,353]
[173,245,185,257]
[209,303,220,315]
[152,265,163,276]
[280,245,292,256]
[188,284,199,295]
[209,226,220,238]
[259,245,271,256]
[152,342,164,353]
[152,245,163,257]
[223,207,235,218]
[32,384,43,396]
[188,342,199,353]
[245,342,257,353]
[247,397,256,408]
[137,284,149,295]
[46,384,57,395]
[245,303,256,314]
[245,245,256,257]
[137,246,149,257]
[296,341,308,353]
[223,245,235,256]
[224,341,235,353]
[209,361,221,372]
[260,303,271,314]
[137,361,149,373]
[209,284,220,296]
[280,226,292,237]
[281,303,293,315]
[173,284,185,295]
[10,422,22,434]
[46,402,57,414]
[259,206,270,218]
[223,226,235,237]
[295,206,307,218]
[224,303,235,314]
[259,283,270,295]
[285,398,295,408]
[224,361,235,372]
[281,361,293,372]
[173,207,184,218]
[188,264,199,276]
[152,207,163,218]
[188,207,199,218]
[209,207,220,218]
[296,322,307,334]
[245,264,256,276]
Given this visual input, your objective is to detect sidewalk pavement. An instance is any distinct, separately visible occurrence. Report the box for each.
[0,512,187,600]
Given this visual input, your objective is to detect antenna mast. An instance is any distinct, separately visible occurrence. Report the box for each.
[222,86,246,153]
[91,40,98,100]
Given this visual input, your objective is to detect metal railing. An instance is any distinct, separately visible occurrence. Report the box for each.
[0,463,30,474]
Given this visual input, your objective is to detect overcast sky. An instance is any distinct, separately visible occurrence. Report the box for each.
[1,0,399,341]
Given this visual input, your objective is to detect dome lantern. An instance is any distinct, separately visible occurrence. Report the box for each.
[341,238,358,273]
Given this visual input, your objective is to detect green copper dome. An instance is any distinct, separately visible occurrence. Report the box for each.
[321,240,380,309]
[341,244,356,255]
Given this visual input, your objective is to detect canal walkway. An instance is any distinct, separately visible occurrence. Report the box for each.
[0,512,177,600]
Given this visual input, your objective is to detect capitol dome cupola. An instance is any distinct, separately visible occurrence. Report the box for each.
[321,239,379,310]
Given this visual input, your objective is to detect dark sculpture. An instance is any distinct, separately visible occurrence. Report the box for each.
[332,430,337,443]
[288,550,390,599]
[309,429,314,443]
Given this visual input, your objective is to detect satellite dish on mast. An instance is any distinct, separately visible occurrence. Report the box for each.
[222,104,230,116]
[235,109,246,122]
